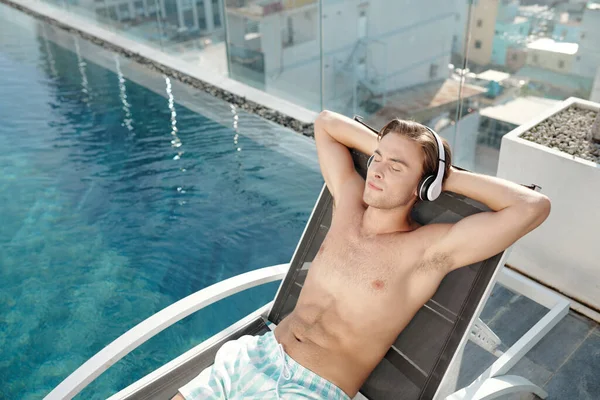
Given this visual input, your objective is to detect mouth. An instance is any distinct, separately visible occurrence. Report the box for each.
[367,182,383,191]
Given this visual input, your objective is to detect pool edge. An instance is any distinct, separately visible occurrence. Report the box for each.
[0,0,318,137]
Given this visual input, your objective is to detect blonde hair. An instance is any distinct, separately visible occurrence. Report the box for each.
[378,119,452,183]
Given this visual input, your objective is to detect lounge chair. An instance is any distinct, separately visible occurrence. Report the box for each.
[46,150,568,400]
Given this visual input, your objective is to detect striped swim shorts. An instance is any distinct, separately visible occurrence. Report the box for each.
[178,330,350,400]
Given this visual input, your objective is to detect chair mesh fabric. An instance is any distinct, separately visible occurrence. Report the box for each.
[268,150,503,399]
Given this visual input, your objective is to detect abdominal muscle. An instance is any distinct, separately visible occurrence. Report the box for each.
[273,253,436,398]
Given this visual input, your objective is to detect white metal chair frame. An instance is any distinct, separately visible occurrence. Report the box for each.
[45,264,289,400]
[444,267,569,400]
[45,260,568,400]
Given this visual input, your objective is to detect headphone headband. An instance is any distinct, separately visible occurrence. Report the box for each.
[425,127,446,180]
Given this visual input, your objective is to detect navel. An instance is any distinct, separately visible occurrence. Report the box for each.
[372,279,386,290]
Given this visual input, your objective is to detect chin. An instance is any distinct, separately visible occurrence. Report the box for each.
[363,192,386,208]
[364,191,416,210]
[362,191,377,206]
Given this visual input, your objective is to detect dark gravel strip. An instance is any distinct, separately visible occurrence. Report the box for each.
[1,0,316,137]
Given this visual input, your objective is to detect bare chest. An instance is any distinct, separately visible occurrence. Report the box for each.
[311,218,418,294]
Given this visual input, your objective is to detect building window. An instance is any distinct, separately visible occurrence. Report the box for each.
[196,0,206,29]
[118,2,129,18]
[533,54,538,63]
[475,40,482,49]
[581,32,586,39]
[358,9,367,39]
[511,53,518,61]
[429,64,439,79]
[108,6,118,20]
[558,60,565,69]
[285,16,294,46]
[477,19,483,27]
[577,55,581,61]
[96,7,108,18]
[245,18,259,34]
[213,0,221,28]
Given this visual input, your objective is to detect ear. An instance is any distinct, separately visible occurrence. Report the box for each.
[412,184,420,202]
[414,178,421,198]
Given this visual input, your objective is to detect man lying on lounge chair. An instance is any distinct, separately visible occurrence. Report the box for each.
[173,111,551,400]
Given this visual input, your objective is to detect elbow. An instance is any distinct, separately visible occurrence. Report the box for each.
[537,195,551,221]
[315,110,336,127]
[316,110,335,121]
[527,195,551,227]
[314,110,335,138]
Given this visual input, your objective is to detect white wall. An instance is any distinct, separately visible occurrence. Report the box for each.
[260,13,283,72]
[368,0,455,84]
[259,0,457,111]
[574,6,600,78]
[526,48,576,74]
[497,99,600,311]
[288,6,318,44]
[437,111,482,171]
[320,0,358,53]
[267,39,321,110]
[227,13,247,47]
[591,67,600,103]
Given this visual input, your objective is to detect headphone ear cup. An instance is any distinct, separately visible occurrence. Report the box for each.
[418,175,435,201]
[367,155,374,168]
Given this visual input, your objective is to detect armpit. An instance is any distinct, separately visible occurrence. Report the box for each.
[416,252,452,273]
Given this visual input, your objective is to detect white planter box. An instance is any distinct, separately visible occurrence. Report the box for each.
[497,97,600,313]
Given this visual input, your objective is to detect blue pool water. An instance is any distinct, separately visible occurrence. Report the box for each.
[0,5,322,399]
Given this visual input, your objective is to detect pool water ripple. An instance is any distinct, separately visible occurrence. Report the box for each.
[0,5,322,399]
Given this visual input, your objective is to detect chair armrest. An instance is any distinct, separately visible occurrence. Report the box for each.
[45,264,289,400]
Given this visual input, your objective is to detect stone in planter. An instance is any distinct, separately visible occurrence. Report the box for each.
[519,105,600,162]
[497,97,600,319]
[592,112,600,144]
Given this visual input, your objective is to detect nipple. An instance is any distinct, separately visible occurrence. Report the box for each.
[372,279,385,290]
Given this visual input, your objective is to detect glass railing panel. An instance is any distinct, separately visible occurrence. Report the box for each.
[320,0,473,170]
[222,0,322,110]
[460,0,600,175]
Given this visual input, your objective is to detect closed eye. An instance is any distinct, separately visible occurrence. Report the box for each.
[375,150,410,171]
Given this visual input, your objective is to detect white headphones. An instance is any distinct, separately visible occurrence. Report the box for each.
[415,126,446,202]
[356,116,446,202]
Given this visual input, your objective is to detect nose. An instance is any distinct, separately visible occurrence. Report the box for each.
[371,164,383,180]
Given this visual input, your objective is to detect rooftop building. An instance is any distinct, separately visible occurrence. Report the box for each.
[526,38,578,55]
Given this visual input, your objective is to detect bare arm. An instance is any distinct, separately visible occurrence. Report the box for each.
[428,168,551,271]
[313,111,378,201]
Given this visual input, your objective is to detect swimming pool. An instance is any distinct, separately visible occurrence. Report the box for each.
[0,4,322,399]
